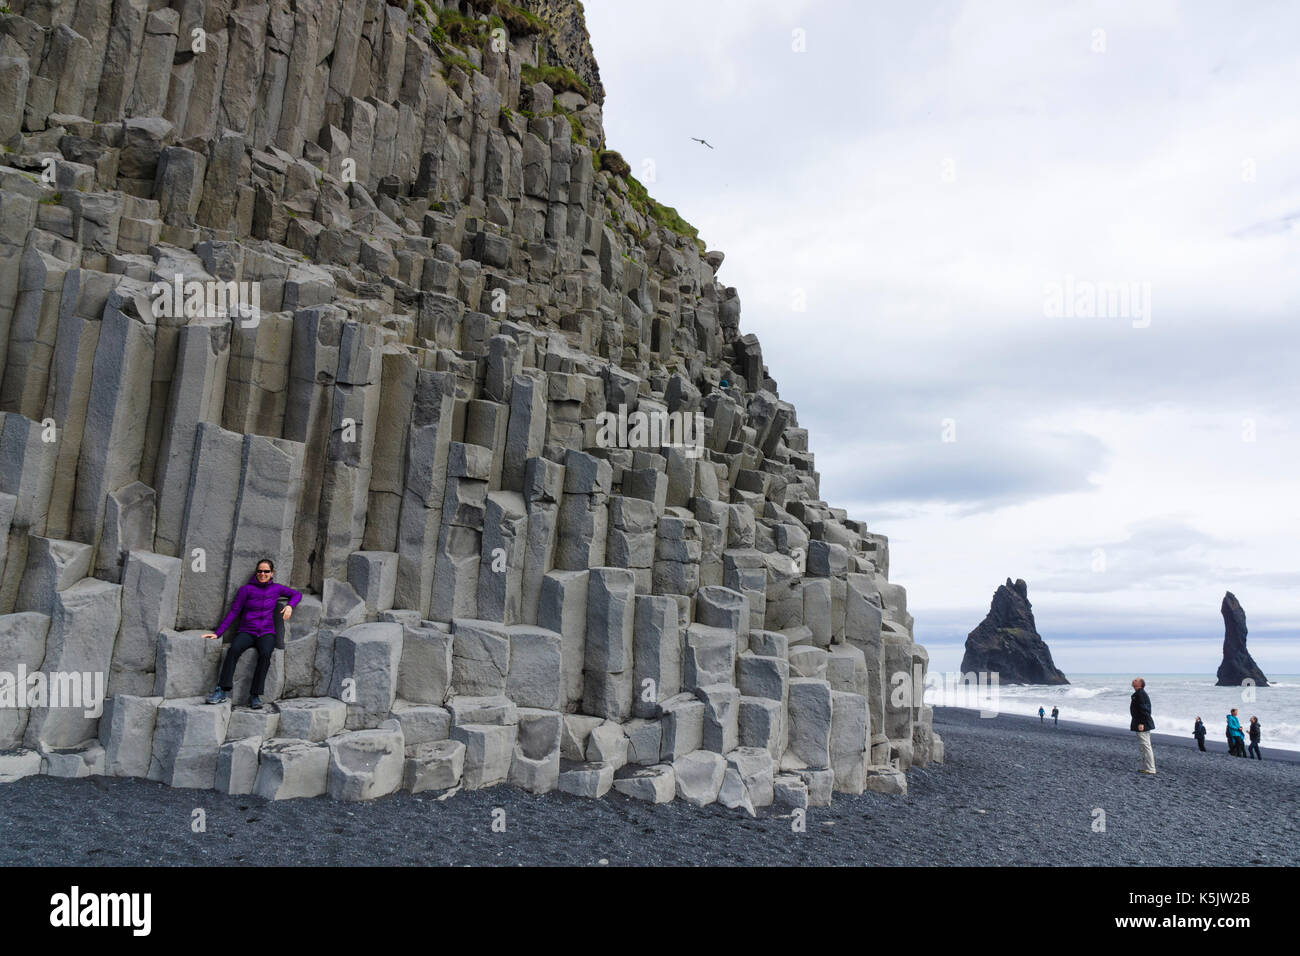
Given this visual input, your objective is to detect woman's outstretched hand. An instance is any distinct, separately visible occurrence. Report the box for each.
[202,633,218,640]
[281,605,293,621]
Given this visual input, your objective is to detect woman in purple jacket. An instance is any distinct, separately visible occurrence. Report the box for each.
[202,558,302,709]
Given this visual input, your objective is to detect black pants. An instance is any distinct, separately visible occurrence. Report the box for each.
[1196,737,1206,751]
[218,631,275,695]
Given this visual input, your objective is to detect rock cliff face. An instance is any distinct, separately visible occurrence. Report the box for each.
[0,0,935,808]
[520,0,604,106]
[961,579,1068,685]
[1215,591,1268,687]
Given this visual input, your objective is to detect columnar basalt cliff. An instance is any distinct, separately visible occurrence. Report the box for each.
[1216,591,1267,688]
[519,0,605,106]
[0,0,937,809]
[961,578,1068,685]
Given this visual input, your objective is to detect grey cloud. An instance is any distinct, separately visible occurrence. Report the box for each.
[1232,211,1300,239]
[824,427,1107,514]
[1031,517,1274,595]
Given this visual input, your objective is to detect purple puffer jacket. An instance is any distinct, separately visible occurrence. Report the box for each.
[216,574,303,639]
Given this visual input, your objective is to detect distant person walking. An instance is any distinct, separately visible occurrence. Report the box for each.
[1039,706,1045,723]
[1193,717,1207,752]
[1248,717,1262,760]
[1130,677,1156,774]
[1226,709,1246,757]
[1051,706,1059,727]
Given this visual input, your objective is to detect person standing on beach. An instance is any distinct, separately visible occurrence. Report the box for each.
[1226,709,1246,757]
[1130,677,1156,774]
[1039,706,1045,723]
[1051,706,1059,726]
[1193,717,1207,752]
[1248,717,1262,760]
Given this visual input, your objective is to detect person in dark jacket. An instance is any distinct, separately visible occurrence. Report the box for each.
[1193,717,1207,751]
[1130,677,1156,774]
[1051,706,1059,726]
[202,558,302,709]
[1247,716,1262,760]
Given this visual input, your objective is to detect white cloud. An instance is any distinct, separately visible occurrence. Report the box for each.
[583,0,1300,670]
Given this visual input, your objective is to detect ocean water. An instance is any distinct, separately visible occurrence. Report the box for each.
[928,674,1300,753]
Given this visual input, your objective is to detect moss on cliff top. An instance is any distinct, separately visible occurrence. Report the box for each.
[598,150,631,178]
[430,2,548,55]
[522,63,592,101]
[620,174,705,254]
[495,2,550,35]
[518,0,605,105]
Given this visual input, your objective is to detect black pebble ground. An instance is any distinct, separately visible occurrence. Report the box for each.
[2,708,1296,866]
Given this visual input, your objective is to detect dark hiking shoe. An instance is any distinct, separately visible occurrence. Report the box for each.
[249,695,263,710]
[205,687,229,705]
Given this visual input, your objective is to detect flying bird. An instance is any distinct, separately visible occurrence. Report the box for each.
[691,137,714,149]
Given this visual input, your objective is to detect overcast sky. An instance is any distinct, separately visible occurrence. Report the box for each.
[583,0,1300,674]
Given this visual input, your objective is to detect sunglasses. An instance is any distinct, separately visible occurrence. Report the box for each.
[256,569,273,575]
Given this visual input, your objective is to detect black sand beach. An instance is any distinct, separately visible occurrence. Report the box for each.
[3,708,1297,867]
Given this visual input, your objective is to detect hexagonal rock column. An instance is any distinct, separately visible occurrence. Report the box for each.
[329,622,402,729]
[147,697,231,789]
[254,739,331,800]
[582,567,634,720]
[326,720,405,800]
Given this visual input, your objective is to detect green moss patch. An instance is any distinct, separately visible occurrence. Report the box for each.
[522,63,592,101]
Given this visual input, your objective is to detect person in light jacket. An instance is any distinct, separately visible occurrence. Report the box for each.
[1130,677,1156,774]
[202,558,301,709]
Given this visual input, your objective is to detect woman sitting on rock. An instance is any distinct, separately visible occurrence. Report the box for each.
[202,558,301,709]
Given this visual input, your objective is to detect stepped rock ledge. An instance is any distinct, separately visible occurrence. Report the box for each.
[0,0,936,809]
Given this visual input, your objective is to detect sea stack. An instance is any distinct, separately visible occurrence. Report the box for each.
[961,578,1068,685]
[1215,592,1268,687]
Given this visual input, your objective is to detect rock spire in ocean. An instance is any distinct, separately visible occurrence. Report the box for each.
[1215,591,1268,687]
[961,578,1068,685]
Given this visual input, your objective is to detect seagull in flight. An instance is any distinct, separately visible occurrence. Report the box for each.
[691,137,714,149]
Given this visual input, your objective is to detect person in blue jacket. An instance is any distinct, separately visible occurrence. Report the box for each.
[1038,706,1045,723]
[1225,709,1246,757]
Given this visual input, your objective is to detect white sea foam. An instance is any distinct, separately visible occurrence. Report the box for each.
[933,674,1300,752]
